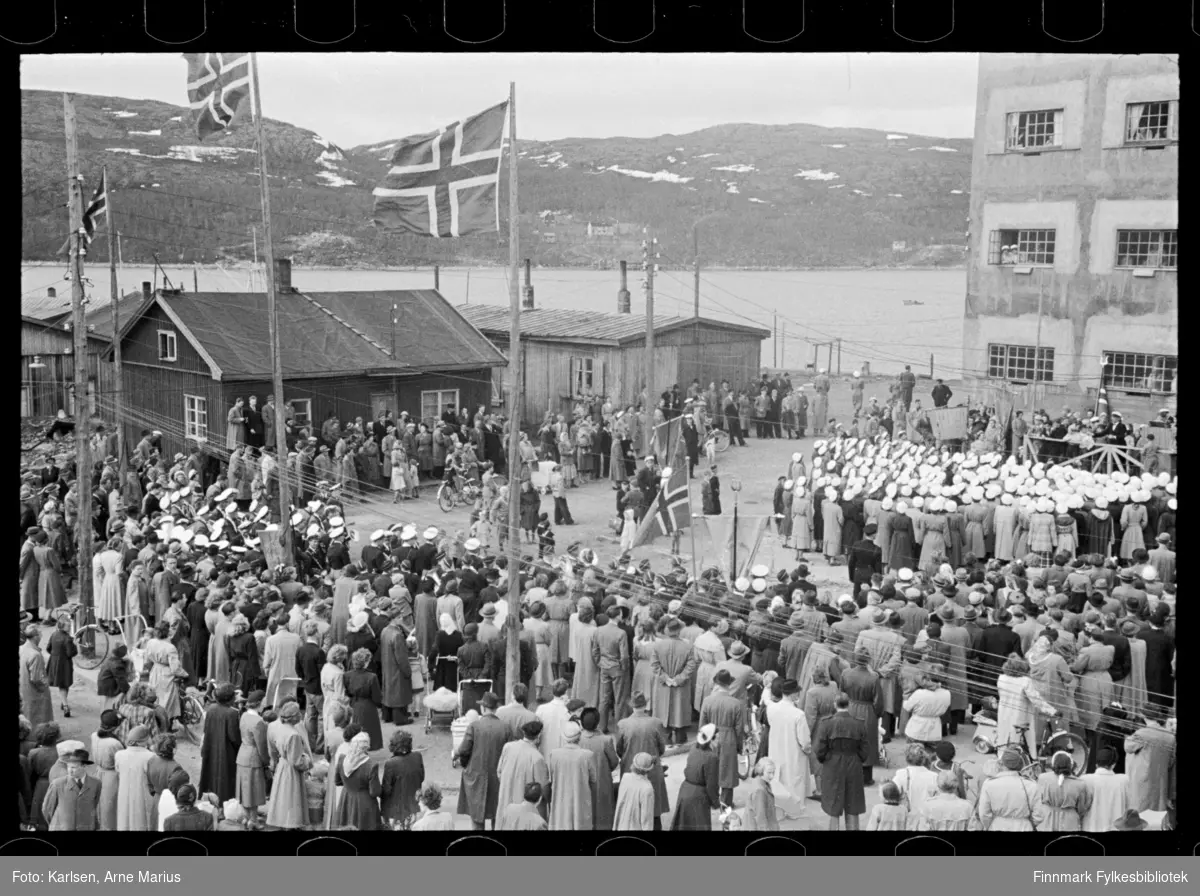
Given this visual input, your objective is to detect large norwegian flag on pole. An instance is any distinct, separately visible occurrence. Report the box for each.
[372,100,509,238]
[631,465,692,549]
[184,53,251,141]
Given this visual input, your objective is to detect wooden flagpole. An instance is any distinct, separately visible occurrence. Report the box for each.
[105,167,127,488]
[249,54,292,554]
[503,82,522,704]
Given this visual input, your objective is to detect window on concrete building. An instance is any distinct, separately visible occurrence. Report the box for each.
[1104,351,1177,394]
[158,330,178,362]
[1115,229,1177,269]
[184,394,208,441]
[988,344,1055,383]
[1005,109,1064,151]
[1125,100,1178,145]
[988,229,1056,265]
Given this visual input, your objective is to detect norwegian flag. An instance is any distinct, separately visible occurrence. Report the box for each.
[372,100,508,238]
[82,171,107,245]
[631,464,692,548]
[184,53,251,142]
[1096,356,1111,422]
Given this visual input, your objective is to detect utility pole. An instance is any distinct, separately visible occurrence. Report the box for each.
[193,262,199,293]
[774,311,778,368]
[1034,280,1045,385]
[780,319,786,371]
[643,229,657,457]
[837,338,842,376]
[434,264,440,291]
[503,82,522,704]
[250,55,291,552]
[65,93,93,613]
[105,167,126,489]
[692,223,700,319]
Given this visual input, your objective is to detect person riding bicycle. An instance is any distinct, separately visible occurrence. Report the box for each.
[443,446,467,497]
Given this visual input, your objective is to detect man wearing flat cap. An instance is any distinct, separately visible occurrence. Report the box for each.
[650,617,698,745]
[712,640,761,704]
[615,692,670,828]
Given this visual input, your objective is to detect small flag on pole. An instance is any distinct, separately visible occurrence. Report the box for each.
[631,465,691,548]
[184,53,251,142]
[373,101,508,238]
[1096,356,1111,421]
[82,171,107,245]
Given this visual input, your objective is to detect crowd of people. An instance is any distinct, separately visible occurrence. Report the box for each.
[18,371,1176,834]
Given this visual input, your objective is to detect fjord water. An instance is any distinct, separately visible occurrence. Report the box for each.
[23,264,966,380]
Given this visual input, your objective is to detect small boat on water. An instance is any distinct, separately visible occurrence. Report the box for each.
[903,300,925,306]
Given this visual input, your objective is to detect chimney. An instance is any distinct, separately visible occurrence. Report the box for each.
[276,257,292,292]
[617,260,631,314]
[142,281,152,302]
[522,259,535,310]
[47,287,56,299]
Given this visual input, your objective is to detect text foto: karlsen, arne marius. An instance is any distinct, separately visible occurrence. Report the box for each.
[1033,871,1189,885]
[13,871,183,884]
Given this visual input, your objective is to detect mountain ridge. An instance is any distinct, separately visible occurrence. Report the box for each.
[22,89,971,269]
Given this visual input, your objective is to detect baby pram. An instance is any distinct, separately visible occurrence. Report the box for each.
[425,677,494,735]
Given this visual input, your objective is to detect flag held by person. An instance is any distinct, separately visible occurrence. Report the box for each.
[631,465,691,548]
[184,53,251,142]
[373,100,508,238]
[1096,356,1111,422]
[82,171,107,245]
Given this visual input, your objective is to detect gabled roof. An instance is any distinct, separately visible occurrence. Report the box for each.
[116,288,506,382]
[455,304,771,346]
[24,290,150,342]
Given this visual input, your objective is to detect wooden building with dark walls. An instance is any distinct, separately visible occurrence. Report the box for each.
[457,304,770,428]
[106,259,507,460]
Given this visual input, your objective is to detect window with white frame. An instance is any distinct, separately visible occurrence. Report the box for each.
[1125,100,1178,145]
[184,394,208,441]
[158,329,177,362]
[421,389,459,423]
[1005,109,1064,151]
[1115,229,1177,269]
[1104,352,1177,394]
[987,229,1057,265]
[288,398,312,429]
[988,344,1055,383]
[572,357,595,395]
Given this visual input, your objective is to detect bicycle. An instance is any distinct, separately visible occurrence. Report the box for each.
[437,474,481,513]
[178,678,247,744]
[63,604,147,671]
[701,425,731,455]
[973,700,1089,781]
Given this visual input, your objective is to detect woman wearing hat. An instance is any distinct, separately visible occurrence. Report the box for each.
[1118,494,1148,563]
[994,654,1060,758]
[90,710,124,830]
[45,613,78,719]
[113,725,156,831]
[671,723,721,830]
[265,701,315,830]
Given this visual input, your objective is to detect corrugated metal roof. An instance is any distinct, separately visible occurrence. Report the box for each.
[136,289,506,381]
[455,304,770,345]
[22,289,73,321]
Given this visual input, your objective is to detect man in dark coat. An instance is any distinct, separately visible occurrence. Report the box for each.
[815,695,869,830]
[635,457,661,521]
[483,624,536,703]
[931,379,953,408]
[457,624,489,681]
[378,609,413,725]
[1097,614,1131,686]
[413,579,440,662]
[198,683,241,803]
[681,414,700,478]
[1136,606,1174,711]
[972,610,1023,713]
[360,535,387,576]
[295,621,326,751]
[453,691,514,830]
[697,670,747,807]
[897,366,917,411]
[615,693,669,829]
[847,522,883,600]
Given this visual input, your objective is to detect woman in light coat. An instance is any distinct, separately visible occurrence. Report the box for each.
[1026,632,1077,741]
[1119,496,1149,561]
[915,502,949,571]
[994,654,1059,757]
[791,483,815,554]
[114,725,156,831]
[1069,631,1115,731]
[691,623,728,714]
[225,398,246,450]
[94,536,126,625]
[265,701,314,830]
[821,489,845,562]
[143,621,184,723]
[321,644,350,737]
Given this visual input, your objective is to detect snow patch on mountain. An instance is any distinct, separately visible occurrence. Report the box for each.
[666,155,678,163]
[748,198,768,204]
[167,145,257,163]
[795,169,839,181]
[726,183,740,194]
[169,116,182,122]
[824,144,847,149]
[317,171,357,188]
[111,111,138,119]
[950,189,964,194]
[713,163,756,173]
[828,184,846,189]
[886,134,907,140]
[693,153,719,159]
[129,129,162,137]
[888,193,903,198]
[604,165,693,184]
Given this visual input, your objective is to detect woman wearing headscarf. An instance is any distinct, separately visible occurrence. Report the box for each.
[994,654,1060,757]
[321,644,350,739]
[344,647,384,751]
[1035,751,1092,832]
[1026,630,1077,742]
[91,710,124,831]
[613,751,657,832]
[670,723,721,830]
[381,729,424,830]
[114,725,156,831]
[888,501,918,571]
[344,611,380,679]
[146,733,184,830]
[116,682,165,745]
[335,730,382,830]
[431,612,464,691]
[235,690,270,827]
[265,701,314,830]
[224,612,260,693]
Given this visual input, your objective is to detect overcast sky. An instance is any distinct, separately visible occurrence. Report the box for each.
[21,53,979,146]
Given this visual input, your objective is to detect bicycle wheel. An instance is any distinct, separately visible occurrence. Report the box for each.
[1020,761,1043,782]
[73,625,110,670]
[712,429,730,453]
[1045,730,1089,776]
[178,696,205,743]
[437,484,454,513]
